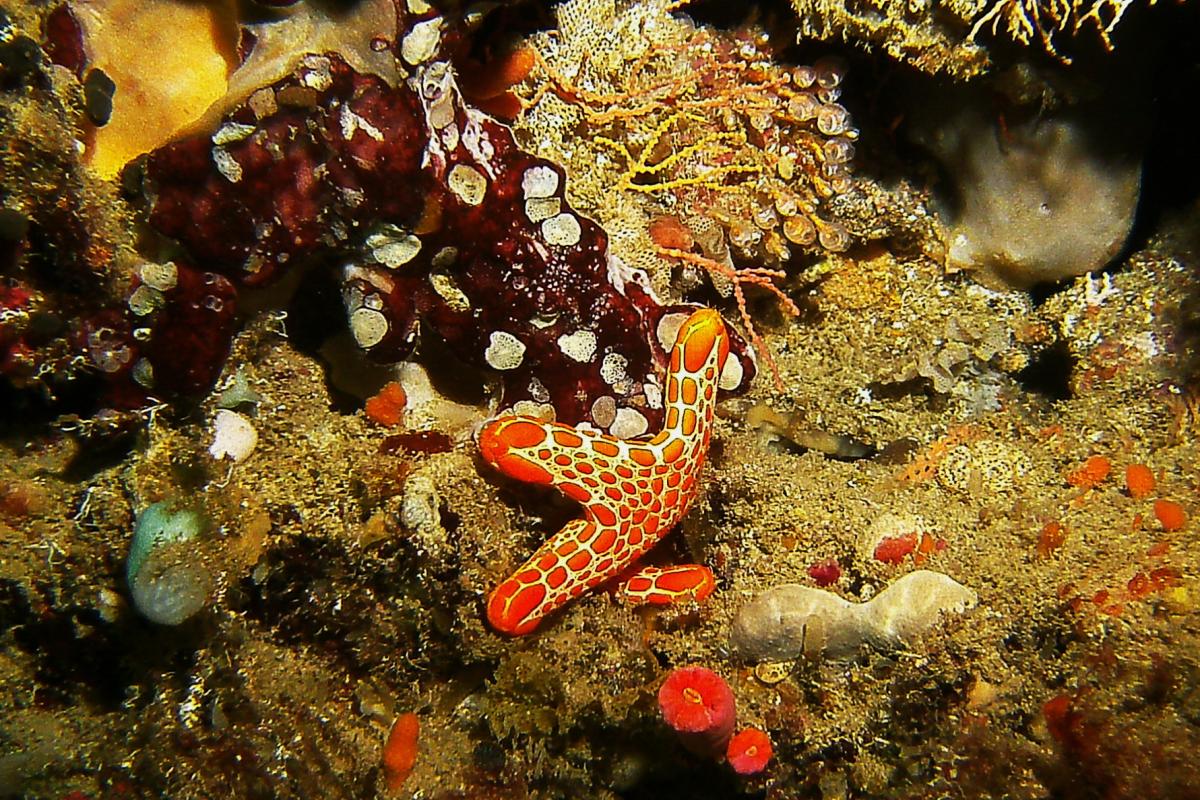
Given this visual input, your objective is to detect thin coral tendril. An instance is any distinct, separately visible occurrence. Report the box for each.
[595,112,762,195]
[655,246,797,390]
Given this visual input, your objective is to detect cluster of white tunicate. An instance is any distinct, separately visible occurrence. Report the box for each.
[698,51,858,264]
[127,261,177,317]
[86,326,133,373]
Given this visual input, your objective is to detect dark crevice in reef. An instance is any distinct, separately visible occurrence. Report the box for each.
[1118,0,1200,245]
[1177,289,1200,386]
[1027,279,1070,309]
[412,329,493,406]
[230,533,468,678]
[282,259,347,357]
[279,255,494,416]
[679,0,796,35]
[279,260,371,415]
[58,428,141,482]
[0,380,62,435]
[620,751,747,800]
[1,577,197,712]
[1016,339,1075,402]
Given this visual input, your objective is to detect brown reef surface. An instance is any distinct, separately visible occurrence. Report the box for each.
[2,1,1199,799]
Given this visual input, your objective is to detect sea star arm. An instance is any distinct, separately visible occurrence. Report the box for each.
[615,564,717,606]
[486,518,604,635]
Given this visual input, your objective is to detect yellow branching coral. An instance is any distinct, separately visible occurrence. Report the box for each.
[524,23,856,263]
[970,0,1168,61]
[595,112,762,195]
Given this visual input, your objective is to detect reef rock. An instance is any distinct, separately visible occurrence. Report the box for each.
[145,2,757,432]
[8,0,757,430]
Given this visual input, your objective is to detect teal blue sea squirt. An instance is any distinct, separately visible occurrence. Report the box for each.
[127,501,211,625]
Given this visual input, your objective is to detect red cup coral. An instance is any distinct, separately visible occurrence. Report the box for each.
[726,727,772,775]
[657,666,737,756]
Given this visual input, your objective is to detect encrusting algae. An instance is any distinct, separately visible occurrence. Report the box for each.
[1,0,1199,798]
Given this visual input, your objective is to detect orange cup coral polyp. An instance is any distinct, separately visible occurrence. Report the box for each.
[1124,463,1155,499]
[382,712,419,791]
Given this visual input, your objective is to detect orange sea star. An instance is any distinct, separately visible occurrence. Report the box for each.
[479,308,728,635]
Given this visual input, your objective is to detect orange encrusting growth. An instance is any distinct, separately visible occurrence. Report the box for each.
[365,381,407,427]
[457,46,536,120]
[1037,521,1068,557]
[1153,499,1187,532]
[1067,455,1111,489]
[382,712,420,792]
[479,309,729,635]
[1124,464,1155,499]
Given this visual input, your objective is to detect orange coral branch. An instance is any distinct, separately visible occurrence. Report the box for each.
[655,246,798,389]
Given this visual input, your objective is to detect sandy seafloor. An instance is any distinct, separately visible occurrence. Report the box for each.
[1,0,1199,798]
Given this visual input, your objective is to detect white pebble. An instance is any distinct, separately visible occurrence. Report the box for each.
[522,165,560,198]
[448,164,487,206]
[610,407,649,439]
[541,213,582,247]
[557,329,598,363]
[484,331,526,370]
[209,410,258,464]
